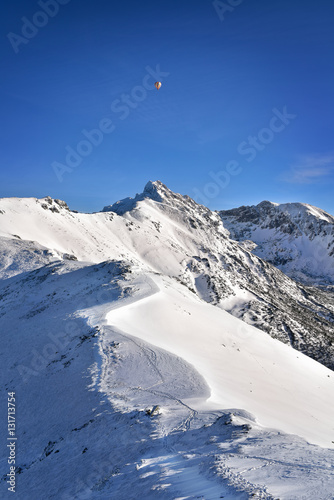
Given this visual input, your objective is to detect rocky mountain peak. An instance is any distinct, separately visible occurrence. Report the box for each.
[102,180,172,214]
[102,180,211,216]
[142,180,166,201]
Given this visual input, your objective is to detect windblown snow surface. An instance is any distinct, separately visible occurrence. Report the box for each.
[1,182,334,499]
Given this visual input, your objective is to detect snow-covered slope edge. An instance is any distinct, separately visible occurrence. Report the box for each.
[105,271,334,449]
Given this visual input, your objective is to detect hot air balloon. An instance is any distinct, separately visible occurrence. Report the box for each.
[154,81,162,90]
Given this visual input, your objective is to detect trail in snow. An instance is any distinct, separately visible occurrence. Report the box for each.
[93,272,202,437]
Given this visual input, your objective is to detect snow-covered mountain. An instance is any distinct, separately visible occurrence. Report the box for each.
[219,200,334,286]
[1,181,334,499]
[2,181,333,369]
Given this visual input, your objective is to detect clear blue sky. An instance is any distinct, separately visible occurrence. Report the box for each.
[1,0,334,214]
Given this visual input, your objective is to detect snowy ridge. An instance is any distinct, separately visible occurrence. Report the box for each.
[1,181,334,498]
[1,258,334,499]
[106,271,334,448]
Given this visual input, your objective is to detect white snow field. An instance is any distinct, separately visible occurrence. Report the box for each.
[106,273,334,450]
[1,182,334,499]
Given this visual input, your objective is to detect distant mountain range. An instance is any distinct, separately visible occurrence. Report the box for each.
[219,200,334,286]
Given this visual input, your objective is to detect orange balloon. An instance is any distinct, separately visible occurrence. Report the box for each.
[154,81,162,90]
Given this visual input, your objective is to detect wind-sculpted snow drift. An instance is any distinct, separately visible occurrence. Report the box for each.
[1,181,334,499]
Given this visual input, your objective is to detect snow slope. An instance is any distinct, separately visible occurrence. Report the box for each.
[106,273,334,449]
[1,260,334,499]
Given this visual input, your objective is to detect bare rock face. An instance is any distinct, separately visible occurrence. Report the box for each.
[39,196,70,213]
